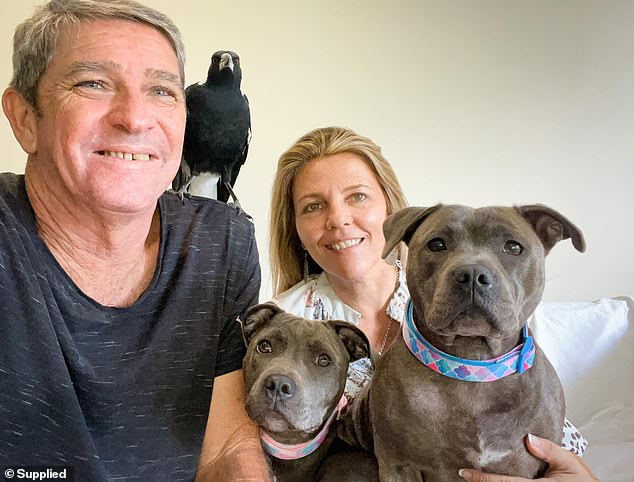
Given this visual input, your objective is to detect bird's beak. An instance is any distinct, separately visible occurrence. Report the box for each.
[219,53,234,71]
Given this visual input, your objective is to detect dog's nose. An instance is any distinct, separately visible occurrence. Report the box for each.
[264,374,296,399]
[453,265,494,288]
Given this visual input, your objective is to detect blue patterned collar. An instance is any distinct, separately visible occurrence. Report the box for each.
[403,300,535,382]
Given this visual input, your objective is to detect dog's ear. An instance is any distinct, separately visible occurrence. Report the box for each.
[328,320,371,361]
[382,205,441,258]
[518,204,586,255]
[241,302,284,345]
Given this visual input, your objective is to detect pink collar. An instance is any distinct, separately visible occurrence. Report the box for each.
[260,395,347,460]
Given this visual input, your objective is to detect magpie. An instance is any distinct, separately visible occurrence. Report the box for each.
[173,50,251,205]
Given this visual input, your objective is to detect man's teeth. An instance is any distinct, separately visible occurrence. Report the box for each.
[328,239,362,251]
[103,151,150,161]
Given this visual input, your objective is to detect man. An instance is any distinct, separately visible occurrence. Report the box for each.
[0,0,271,480]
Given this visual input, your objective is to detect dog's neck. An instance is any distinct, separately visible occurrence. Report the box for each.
[404,301,535,382]
[412,308,522,360]
[260,394,347,460]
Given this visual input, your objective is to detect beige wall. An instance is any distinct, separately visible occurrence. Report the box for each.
[2,0,632,301]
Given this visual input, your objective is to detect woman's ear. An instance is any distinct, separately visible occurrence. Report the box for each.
[2,87,38,155]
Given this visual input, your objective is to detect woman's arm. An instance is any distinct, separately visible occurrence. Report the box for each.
[195,369,273,481]
[459,434,600,482]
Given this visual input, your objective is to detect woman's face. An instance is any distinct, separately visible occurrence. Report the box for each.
[293,152,389,283]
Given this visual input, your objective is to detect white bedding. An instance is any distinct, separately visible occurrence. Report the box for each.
[528,297,634,481]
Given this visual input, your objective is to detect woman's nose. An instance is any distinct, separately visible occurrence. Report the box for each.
[325,203,352,230]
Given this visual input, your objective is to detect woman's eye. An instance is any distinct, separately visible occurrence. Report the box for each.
[427,238,447,252]
[503,240,523,256]
[316,354,331,367]
[256,340,272,354]
[304,202,322,213]
[351,192,367,202]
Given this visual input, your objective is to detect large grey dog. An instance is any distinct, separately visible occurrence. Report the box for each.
[242,302,374,481]
[344,204,585,481]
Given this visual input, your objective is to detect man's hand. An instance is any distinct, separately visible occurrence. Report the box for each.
[196,422,272,481]
[195,370,273,481]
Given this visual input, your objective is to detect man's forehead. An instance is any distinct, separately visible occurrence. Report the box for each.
[54,18,177,59]
[51,19,182,83]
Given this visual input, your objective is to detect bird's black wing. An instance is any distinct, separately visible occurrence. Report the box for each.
[227,93,251,190]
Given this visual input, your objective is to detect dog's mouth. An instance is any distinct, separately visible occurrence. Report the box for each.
[421,304,524,358]
[426,304,498,335]
[261,410,295,433]
[447,307,500,335]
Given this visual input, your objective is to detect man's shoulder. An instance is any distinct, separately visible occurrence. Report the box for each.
[158,191,258,267]
[0,172,26,203]
[161,190,255,231]
[0,173,30,226]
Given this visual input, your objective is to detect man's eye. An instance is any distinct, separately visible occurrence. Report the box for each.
[75,80,103,89]
[256,340,272,354]
[153,86,176,98]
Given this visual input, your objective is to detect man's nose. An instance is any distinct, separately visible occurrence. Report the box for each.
[108,90,155,133]
[325,202,352,230]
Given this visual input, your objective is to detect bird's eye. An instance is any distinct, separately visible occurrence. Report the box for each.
[427,238,447,252]
[316,354,331,367]
[256,340,272,354]
[503,240,523,256]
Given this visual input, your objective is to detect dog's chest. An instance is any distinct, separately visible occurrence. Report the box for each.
[374,340,535,466]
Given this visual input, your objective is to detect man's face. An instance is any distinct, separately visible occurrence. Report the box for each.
[29,19,185,215]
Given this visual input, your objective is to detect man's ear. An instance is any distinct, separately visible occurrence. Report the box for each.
[2,87,38,155]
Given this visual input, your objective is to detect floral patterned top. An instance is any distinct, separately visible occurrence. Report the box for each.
[273,262,587,456]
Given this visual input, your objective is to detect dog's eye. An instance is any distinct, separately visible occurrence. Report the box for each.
[316,354,331,367]
[503,240,523,256]
[427,238,447,252]
[256,340,272,354]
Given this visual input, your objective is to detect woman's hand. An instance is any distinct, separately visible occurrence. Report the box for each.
[459,434,600,482]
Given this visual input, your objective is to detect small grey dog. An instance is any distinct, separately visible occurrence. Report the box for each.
[241,302,372,481]
[344,204,585,481]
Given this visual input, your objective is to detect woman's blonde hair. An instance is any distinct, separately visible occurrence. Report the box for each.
[270,126,408,296]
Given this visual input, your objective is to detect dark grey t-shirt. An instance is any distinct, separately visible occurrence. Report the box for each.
[0,173,260,481]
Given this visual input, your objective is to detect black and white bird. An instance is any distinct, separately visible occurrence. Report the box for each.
[173,50,251,204]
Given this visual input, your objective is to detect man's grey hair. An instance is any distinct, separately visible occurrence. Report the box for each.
[10,0,186,110]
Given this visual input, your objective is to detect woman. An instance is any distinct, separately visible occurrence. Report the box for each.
[269,126,596,480]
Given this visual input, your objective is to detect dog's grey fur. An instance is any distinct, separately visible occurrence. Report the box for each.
[343,204,585,481]
[242,302,372,481]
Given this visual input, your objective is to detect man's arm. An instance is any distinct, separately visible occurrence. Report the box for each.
[195,369,273,481]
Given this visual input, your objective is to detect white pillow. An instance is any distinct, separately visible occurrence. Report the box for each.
[528,297,633,482]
